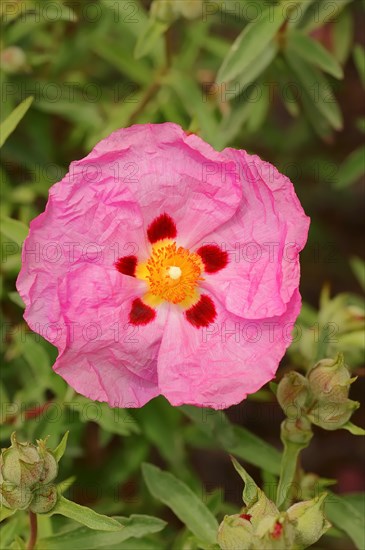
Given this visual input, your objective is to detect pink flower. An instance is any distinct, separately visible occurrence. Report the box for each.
[16,123,309,409]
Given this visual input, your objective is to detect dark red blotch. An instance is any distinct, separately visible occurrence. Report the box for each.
[147,213,177,244]
[115,255,138,277]
[196,244,228,273]
[239,514,252,522]
[185,295,217,328]
[129,298,156,326]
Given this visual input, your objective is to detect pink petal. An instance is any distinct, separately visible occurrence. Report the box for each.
[195,150,310,319]
[157,290,302,409]
[53,264,165,407]
[77,123,242,249]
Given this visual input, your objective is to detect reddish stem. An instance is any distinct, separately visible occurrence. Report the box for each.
[27,511,38,550]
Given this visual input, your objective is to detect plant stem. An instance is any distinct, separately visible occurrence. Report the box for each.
[27,511,38,550]
[276,440,303,509]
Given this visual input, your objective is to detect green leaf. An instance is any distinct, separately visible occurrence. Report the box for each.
[285,51,343,131]
[286,30,343,79]
[76,396,140,436]
[0,216,28,246]
[341,421,365,436]
[135,19,168,60]
[132,398,183,465]
[181,406,281,475]
[37,515,166,550]
[350,257,365,292]
[216,5,285,84]
[142,463,218,545]
[0,506,16,523]
[0,516,21,546]
[49,496,122,531]
[297,0,353,33]
[53,432,69,462]
[226,41,278,99]
[8,292,25,309]
[231,457,260,506]
[335,145,365,188]
[332,9,353,64]
[0,96,34,148]
[325,492,365,550]
[353,44,365,87]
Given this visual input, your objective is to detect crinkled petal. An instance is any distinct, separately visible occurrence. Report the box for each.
[157,290,302,409]
[53,264,165,407]
[195,150,310,319]
[76,123,242,249]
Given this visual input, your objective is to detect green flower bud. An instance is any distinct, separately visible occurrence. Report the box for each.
[218,514,255,550]
[173,0,204,19]
[277,372,310,418]
[0,46,28,74]
[37,440,58,484]
[0,482,32,510]
[150,0,177,23]
[308,396,360,431]
[255,514,296,550]
[287,493,331,548]
[1,433,43,487]
[281,417,313,446]
[29,483,58,514]
[308,354,351,398]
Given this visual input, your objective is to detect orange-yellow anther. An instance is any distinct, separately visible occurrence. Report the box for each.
[138,240,204,305]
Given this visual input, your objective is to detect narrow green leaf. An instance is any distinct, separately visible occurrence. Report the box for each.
[181,406,281,475]
[53,432,69,462]
[76,396,139,436]
[0,516,21,546]
[142,463,218,545]
[231,457,259,506]
[231,41,278,100]
[287,30,343,79]
[37,515,166,550]
[0,96,34,148]
[8,292,25,309]
[335,146,365,188]
[285,51,343,131]
[353,44,365,87]
[135,19,168,60]
[0,506,16,522]
[350,257,365,292]
[325,492,365,549]
[216,5,285,84]
[297,0,353,33]
[332,9,353,64]
[341,421,365,436]
[49,496,122,531]
[0,216,29,246]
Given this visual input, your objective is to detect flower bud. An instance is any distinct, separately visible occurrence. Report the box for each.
[255,514,296,549]
[308,354,351,398]
[308,396,360,431]
[0,482,32,510]
[173,0,204,19]
[0,46,28,74]
[37,439,58,484]
[218,514,254,550]
[150,0,177,23]
[1,433,43,487]
[277,372,310,418]
[281,417,313,446]
[29,484,58,514]
[287,493,331,547]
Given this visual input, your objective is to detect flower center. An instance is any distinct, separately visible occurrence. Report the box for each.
[142,240,204,304]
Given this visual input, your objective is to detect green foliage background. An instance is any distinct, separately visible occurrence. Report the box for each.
[0,0,364,548]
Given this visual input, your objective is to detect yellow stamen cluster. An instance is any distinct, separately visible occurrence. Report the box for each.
[141,241,204,304]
